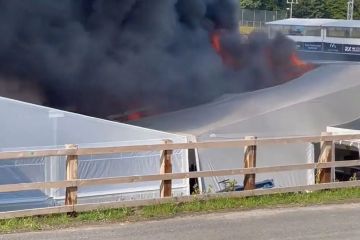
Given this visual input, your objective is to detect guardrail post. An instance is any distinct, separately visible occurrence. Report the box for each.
[317,132,332,184]
[65,144,78,211]
[244,136,257,190]
[160,140,173,198]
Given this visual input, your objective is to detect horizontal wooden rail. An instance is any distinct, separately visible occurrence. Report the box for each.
[1,133,360,219]
[2,180,360,220]
[0,206,74,220]
[0,180,76,193]
[1,159,360,193]
[0,134,360,160]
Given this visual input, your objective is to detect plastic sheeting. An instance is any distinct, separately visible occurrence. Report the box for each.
[327,118,360,150]
[136,63,360,191]
[0,97,189,210]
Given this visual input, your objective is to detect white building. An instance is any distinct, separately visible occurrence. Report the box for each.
[266,19,360,55]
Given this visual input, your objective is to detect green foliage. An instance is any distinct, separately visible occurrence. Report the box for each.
[2,187,360,234]
[240,0,262,9]
[293,0,348,19]
[325,0,348,19]
[350,173,358,181]
[240,0,287,11]
[240,0,359,19]
[354,0,360,19]
[223,179,238,192]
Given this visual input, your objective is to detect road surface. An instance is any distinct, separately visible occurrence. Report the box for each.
[2,203,360,240]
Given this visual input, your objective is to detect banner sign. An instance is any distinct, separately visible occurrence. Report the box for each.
[344,44,360,55]
[323,43,343,53]
[296,41,360,55]
[303,42,323,51]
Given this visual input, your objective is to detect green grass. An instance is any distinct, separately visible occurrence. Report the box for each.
[2,187,360,234]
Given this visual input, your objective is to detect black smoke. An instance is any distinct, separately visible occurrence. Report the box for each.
[0,0,296,118]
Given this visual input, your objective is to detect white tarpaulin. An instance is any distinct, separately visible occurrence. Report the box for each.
[136,63,360,192]
[0,97,189,211]
[328,118,360,148]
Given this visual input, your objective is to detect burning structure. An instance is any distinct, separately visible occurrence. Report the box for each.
[0,0,312,121]
[136,63,360,192]
[2,1,360,210]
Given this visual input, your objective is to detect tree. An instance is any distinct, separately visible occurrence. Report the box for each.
[293,0,348,19]
[353,0,360,19]
[240,0,359,19]
[292,0,315,18]
[239,0,286,10]
[324,0,347,19]
[239,0,262,9]
[310,0,327,18]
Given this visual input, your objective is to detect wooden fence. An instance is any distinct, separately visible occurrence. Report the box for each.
[1,132,360,219]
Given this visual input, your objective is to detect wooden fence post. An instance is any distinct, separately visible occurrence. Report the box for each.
[244,136,257,190]
[160,140,173,198]
[65,144,78,209]
[317,132,332,184]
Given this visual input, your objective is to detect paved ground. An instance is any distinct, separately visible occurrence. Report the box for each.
[2,203,360,240]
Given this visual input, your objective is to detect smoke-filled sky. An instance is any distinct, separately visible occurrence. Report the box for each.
[0,0,295,117]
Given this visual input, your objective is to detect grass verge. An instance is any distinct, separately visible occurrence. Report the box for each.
[2,187,360,234]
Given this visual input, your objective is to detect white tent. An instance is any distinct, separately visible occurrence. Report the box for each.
[328,118,360,135]
[328,118,360,149]
[327,118,360,180]
[136,63,360,192]
[0,97,189,211]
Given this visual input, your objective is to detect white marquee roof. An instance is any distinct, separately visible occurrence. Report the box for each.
[136,63,360,191]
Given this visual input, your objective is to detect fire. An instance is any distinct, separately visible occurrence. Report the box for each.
[127,111,142,121]
[290,52,307,68]
[210,30,315,83]
[210,31,241,69]
[108,105,160,122]
[287,52,315,78]
[117,31,316,123]
[211,31,222,54]
[108,111,143,122]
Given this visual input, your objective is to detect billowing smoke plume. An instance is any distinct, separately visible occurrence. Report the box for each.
[0,0,298,118]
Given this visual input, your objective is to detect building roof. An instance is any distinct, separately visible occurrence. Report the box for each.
[266,18,339,27]
[267,18,360,28]
[322,20,360,28]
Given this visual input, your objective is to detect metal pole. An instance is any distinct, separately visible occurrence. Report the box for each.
[347,0,354,20]
[287,0,298,19]
[253,9,256,28]
[241,9,244,25]
[265,9,267,22]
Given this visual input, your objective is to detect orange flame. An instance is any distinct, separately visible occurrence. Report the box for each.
[210,31,240,69]
[283,52,315,80]
[127,112,142,121]
[291,52,315,72]
[210,30,315,81]
[290,52,307,67]
[211,32,222,54]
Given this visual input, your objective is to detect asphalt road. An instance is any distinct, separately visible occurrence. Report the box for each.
[2,203,360,240]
